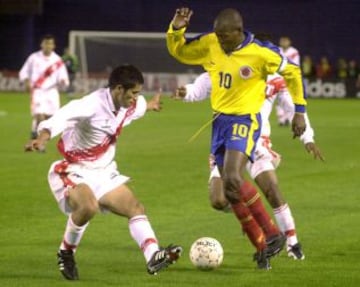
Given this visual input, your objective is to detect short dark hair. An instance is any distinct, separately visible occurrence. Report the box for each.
[108,64,144,90]
[41,34,55,42]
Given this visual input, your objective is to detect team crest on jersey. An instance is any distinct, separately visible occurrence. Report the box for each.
[239,66,253,79]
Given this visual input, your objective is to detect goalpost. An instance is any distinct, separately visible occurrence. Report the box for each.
[68,30,202,93]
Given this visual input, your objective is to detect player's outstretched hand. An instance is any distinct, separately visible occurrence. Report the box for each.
[305,142,325,161]
[147,91,162,111]
[292,113,306,138]
[172,86,187,100]
[24,129,50,152]
[24,139,46,152]
[172,7,193,29]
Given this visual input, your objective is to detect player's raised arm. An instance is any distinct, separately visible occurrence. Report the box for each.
[166,8,208,65]
[172,7,193,29]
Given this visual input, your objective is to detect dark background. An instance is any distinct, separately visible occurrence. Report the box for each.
[0,0,359,70]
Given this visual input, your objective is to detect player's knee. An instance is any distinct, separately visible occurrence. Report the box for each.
[77,198,99,219]
[209,177,228,210]
[129,200,145,217]
[209,192,228,211]
[222,173,243,203]
[70,183,99,218]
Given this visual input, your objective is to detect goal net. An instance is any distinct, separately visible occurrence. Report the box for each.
[69,30,203,93]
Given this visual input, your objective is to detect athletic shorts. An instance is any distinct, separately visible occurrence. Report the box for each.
[209,136,281,180]
[31,88,60,116]
[48,160,130,214]
[211,113,261,167]
[246,136,281,179]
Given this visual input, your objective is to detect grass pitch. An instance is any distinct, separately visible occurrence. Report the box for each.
[0,93,359,287]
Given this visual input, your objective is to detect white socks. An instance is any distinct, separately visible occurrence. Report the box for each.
[60,215,88,252]
[129,215,159,262]
[273,204,298,246]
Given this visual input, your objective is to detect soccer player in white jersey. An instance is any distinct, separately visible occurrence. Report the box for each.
[19,34,69,151]
[175,72,324,260]
[277,36,301,126]
[26,65,182,280]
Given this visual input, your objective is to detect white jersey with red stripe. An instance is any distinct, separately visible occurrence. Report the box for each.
[19,50,69,91]
[38,88,147,169]
[280,46,300,65]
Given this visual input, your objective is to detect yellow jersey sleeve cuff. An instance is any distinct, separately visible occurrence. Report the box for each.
[167,23,187,34]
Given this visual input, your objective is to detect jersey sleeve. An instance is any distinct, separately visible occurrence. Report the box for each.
[184,72,212,102]
[37,97,95,138]
[19,55,32,82]
[278,62,307,112]
[123,95,147,127]
[166,24,209,65]
[262,47,307,112]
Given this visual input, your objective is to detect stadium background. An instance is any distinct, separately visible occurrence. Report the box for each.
[0,0,359,69]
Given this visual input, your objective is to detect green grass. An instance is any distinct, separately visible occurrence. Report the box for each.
[0,93,359,287]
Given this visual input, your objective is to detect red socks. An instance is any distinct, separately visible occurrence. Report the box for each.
[231,201,267,251]
[240,181,280,239]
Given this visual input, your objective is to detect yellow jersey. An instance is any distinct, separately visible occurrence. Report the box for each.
[167,25,307,115]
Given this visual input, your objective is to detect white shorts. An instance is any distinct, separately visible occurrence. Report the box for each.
[246,136,281,179]
[48,160,130,214]
[31,88,60,116]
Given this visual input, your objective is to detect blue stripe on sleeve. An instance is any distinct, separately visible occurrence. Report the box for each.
[253,38,281,55]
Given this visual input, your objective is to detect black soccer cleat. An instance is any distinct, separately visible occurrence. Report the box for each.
[253,250,271,270]
[287,243,305,260]
[147,245,182,275]
[266,233,286,258]
[57,249,79,280]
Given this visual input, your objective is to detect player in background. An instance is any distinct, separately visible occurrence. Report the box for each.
[277,36,301,126]
[167,7,307,269]
[62,47,79,95]
[19,34,69,152]
[175,72,324,260]
[26,65,182,280]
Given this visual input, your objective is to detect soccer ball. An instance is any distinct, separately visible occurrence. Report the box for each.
[189,237,224,270]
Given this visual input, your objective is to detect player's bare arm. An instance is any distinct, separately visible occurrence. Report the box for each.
[305,142,325,161]
[172,7,193,29]
[292,113,306,138]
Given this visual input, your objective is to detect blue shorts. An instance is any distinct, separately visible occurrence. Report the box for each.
[211,113,262,167]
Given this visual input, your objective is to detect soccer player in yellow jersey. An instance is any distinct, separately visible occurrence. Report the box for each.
[167,7,307,269]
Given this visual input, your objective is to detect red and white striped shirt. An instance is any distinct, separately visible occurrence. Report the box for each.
[19,50,69,90]
[38,88,147,168]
